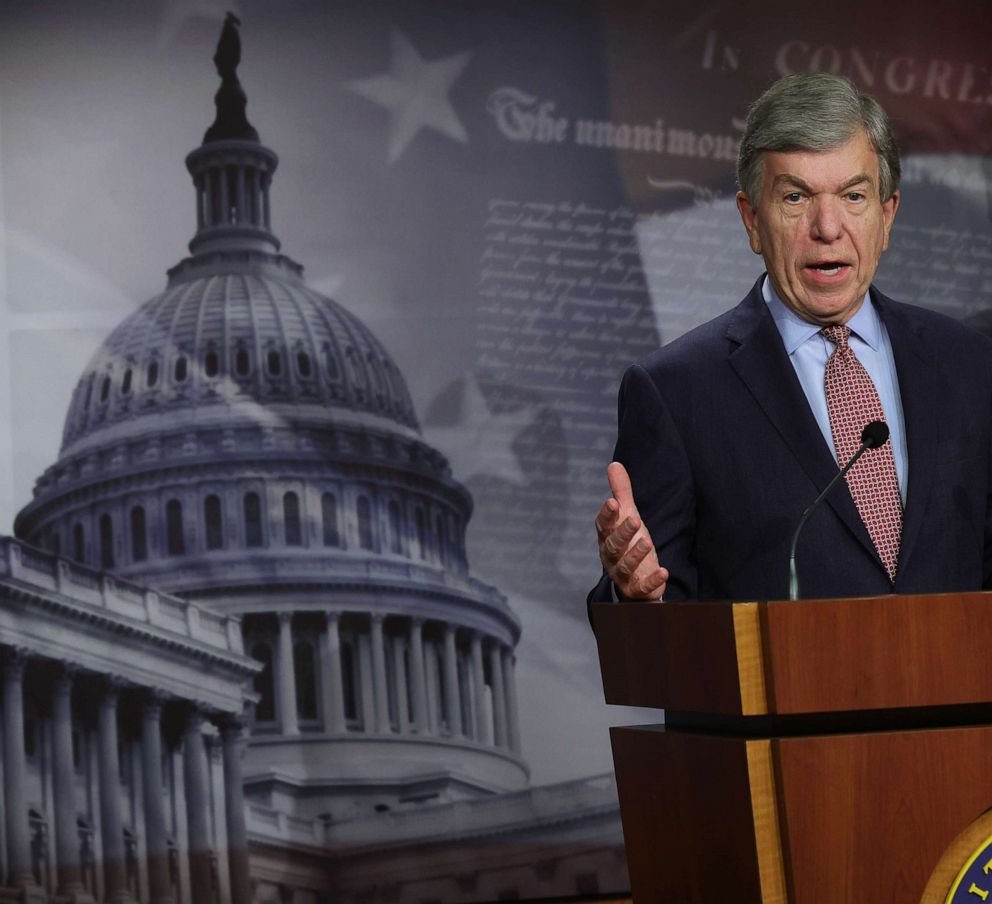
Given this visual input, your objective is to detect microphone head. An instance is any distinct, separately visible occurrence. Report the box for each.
[861,421,889,449]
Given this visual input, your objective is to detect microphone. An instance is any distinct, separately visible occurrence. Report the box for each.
[787,421,890,600]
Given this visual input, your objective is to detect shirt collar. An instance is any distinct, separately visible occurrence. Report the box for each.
[762,276,880,354]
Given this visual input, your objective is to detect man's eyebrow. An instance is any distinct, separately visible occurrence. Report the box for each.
[771,172,875,192]
[771,173,813,192]
[837,172,874,192]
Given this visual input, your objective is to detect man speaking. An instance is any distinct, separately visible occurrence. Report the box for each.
[592,72,992,604]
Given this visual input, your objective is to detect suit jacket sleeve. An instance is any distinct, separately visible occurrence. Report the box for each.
[611,363,699,601]
[587,362,697,622]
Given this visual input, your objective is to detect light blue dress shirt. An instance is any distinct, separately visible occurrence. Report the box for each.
[762,278,908,503]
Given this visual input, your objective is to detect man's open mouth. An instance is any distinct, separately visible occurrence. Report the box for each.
[807,262,847,276]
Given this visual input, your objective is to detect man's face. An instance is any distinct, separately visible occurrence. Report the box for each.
[736,129,899,325]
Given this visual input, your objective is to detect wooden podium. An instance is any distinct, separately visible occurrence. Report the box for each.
[593,593,992,903]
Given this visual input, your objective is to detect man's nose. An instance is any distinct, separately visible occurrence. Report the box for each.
[810,197,843,241]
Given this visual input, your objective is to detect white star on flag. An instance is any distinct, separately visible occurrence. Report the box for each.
[348,29,472,164]
[424,374,536,488]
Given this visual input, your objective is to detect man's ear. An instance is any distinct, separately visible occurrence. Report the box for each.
[880,189,900,252]
[736,191,762,255]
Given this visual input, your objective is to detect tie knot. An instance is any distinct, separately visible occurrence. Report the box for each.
[820,324,852,349]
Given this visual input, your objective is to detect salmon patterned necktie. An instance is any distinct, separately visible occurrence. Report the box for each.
[820,324,903,581]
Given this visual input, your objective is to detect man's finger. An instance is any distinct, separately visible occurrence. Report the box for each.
[594,497,621,538]
[606,461,636,509]
[627,565,668,601]
[613,536,652,578]
[600,517,642,562]
[601,524,634,564]
[637,566,669,596]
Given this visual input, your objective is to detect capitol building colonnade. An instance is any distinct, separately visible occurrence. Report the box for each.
[0,539,257,904]
[245,608,521,752]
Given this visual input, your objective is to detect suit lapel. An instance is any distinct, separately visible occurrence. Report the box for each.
[726,281,879,560]
[873,290,938,578]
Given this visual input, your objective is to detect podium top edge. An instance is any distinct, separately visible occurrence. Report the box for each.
[592,590,992,610]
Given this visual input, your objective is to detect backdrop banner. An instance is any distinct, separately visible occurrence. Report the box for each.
[0,1,989,901]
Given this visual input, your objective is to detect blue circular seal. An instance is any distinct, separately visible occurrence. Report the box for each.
[946,835,992,903]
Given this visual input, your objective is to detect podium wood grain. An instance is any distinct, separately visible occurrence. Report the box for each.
[596,594,992,903]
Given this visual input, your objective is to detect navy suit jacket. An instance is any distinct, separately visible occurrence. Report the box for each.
[592,277,992,603]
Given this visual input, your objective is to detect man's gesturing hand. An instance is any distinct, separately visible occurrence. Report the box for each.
[595,462,668,601]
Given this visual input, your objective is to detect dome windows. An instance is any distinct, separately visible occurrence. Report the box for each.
[99,513,114,569]
[130,506,147,562]
[244,492,263,548]
[204,495,224,550]
[173,355,188,384]
[72,523,86,564]
[296,350,312,379]
[283,492,302,546]
[436,513,449,567]
[59,277,422,452]
[357,496,374,551]
[415,508,428,560]
[323,343,340,381]
[388,500,403,555]
[225,165,239,225]
[165,499,185,556]
[321,493,339,547]
[204,348,220,378]
[45,484,462,570]
[234,345,252,378]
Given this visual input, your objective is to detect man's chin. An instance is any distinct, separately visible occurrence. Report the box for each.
[783,286,866,325]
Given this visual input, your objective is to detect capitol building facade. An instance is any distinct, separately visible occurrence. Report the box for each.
[2,18,625,904]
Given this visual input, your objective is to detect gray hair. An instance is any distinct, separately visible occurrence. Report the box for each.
[736,72,900,204]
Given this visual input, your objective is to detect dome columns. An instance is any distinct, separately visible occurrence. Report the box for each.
[320,613,347,734]
[219,715,251,904]
[371,615,390,734]
[409,618,429,733]
[443,625,463,738]
[488,643,508,749]
[251,611,522,756]
[141,694,172,904]
[51,666,91,902]
[276,612,300,736]
[390,631,412,733]
[182,708,213,904]
[97,678,133,903]
[0,641,252,904]
[185,142,279,256]
[470,633,488,742]
[503,646,521,755]
[2,651,44,899]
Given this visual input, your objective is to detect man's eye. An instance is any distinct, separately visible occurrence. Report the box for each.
[846,191,866,202]
[784,192,803,203]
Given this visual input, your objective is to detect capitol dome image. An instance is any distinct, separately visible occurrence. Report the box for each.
[4,15,625,904]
